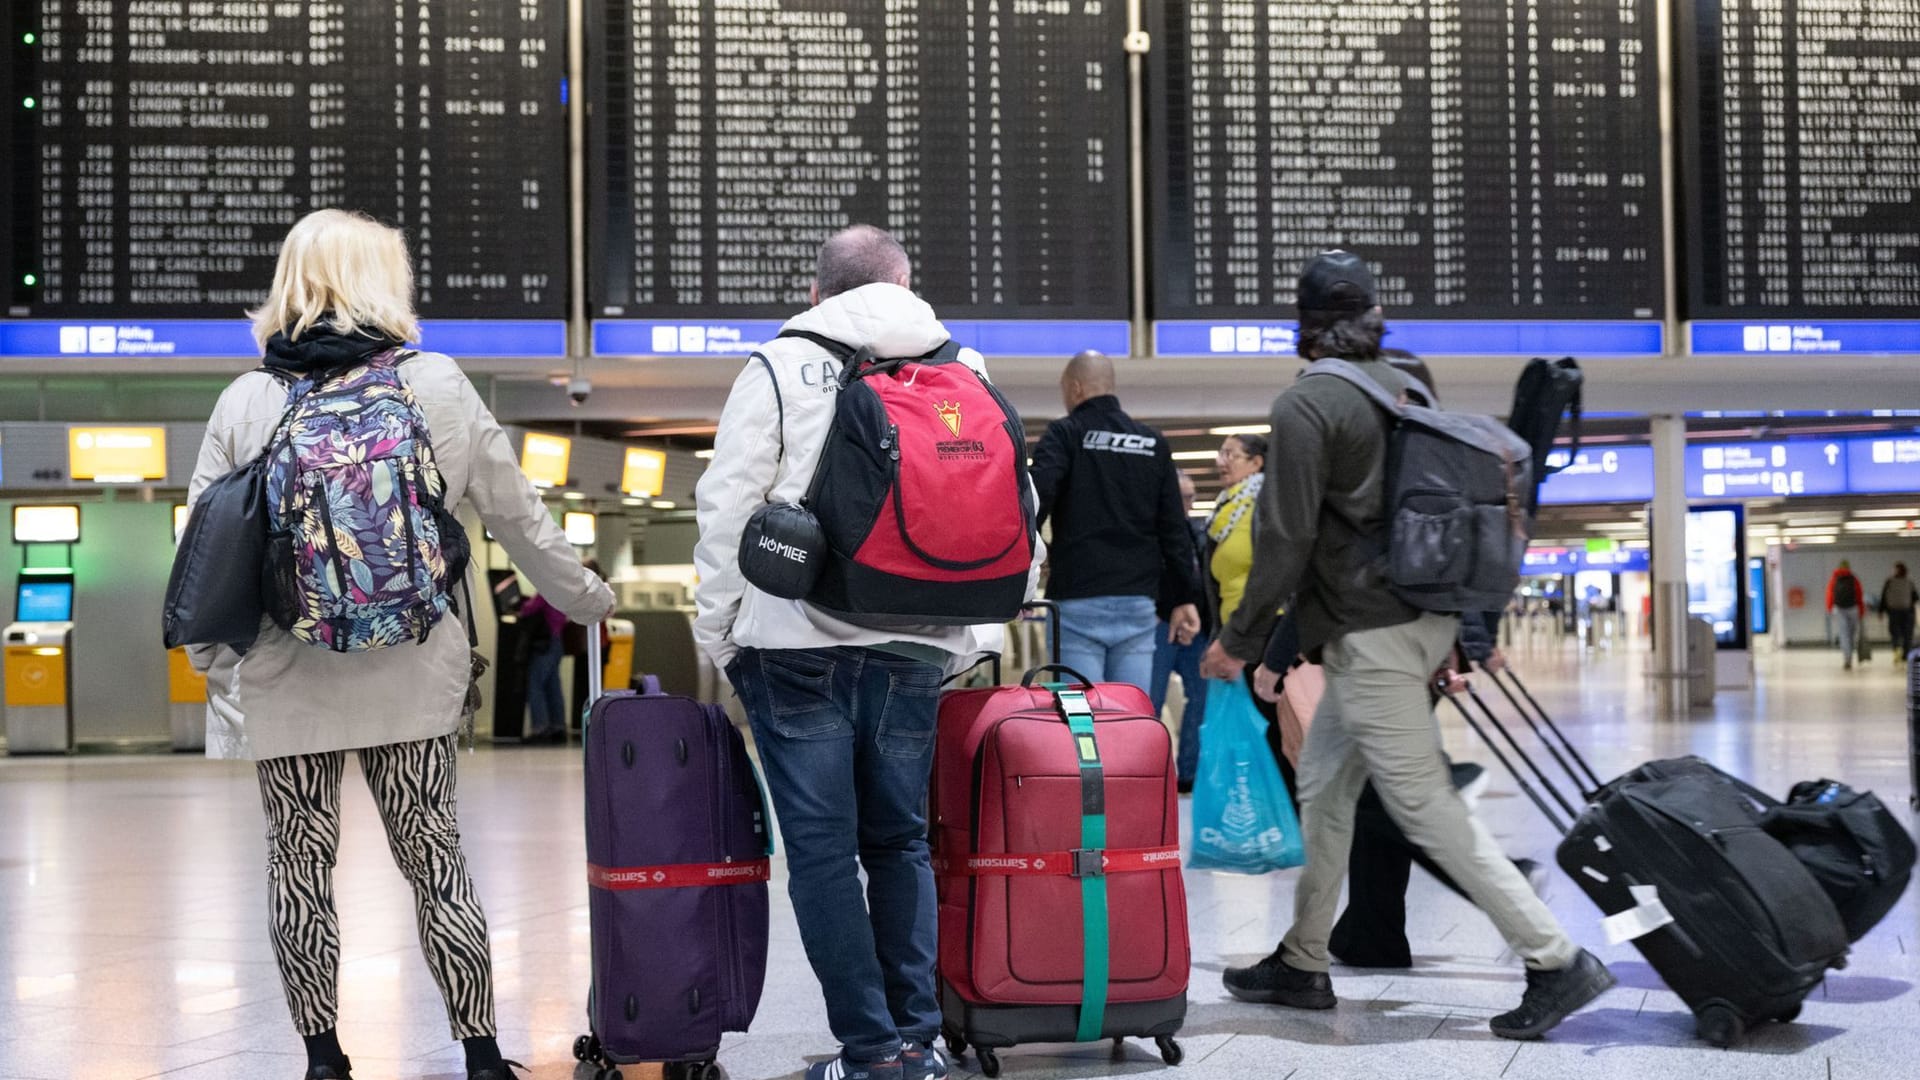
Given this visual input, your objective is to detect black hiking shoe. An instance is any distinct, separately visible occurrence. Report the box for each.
[1223,949,1337,1009]
[304,1064,351,1080]
[1489,950,1616,1040]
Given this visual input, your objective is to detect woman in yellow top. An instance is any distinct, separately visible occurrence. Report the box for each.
[1205,433,1300,795]
[1208,433,1267,629]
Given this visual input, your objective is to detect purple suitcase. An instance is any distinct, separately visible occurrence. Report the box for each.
[575,670,772,1078]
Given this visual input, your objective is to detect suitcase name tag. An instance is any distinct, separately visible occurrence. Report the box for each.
[1602,884,1678,946]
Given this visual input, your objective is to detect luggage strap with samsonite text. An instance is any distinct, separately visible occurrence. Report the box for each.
[587,859,773,891]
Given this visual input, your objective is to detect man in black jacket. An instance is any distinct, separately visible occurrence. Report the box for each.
[1204,251,1611,1041]
[1031,351,1201,692]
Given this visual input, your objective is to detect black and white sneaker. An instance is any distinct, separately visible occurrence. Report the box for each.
[1489,950,1616,1040]
[807,1054,903,1080]
[901,1041,948,1080]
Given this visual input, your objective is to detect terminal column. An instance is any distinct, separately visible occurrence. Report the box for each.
[1651,414,1691,717]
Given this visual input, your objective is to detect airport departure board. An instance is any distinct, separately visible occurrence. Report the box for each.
[1150,0,1667,320]
[1679,0,1920,318]
[1,0,569,320]
[590,0,1132,320]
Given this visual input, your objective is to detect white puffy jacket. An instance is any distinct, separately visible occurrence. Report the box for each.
[693,283,1043,673]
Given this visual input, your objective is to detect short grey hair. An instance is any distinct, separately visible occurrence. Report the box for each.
[815,225,911,300]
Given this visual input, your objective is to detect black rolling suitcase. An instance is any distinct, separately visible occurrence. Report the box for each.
[1442,667,1851,1047]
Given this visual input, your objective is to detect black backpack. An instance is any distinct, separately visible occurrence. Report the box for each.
[1834,575,1860,610]
[1507,356,1584,514]
[1302,359,1535,616]
[1762,780,1916,942]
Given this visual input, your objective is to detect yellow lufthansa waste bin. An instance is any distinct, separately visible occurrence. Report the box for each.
[604,618,636,693]
[168,647,209,751]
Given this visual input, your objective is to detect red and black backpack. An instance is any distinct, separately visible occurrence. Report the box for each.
[741,330,1036,629]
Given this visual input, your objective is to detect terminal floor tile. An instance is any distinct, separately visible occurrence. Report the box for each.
[1,644,1914,1079]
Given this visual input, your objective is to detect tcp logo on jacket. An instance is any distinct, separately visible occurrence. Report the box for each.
[1082,430,1159,456]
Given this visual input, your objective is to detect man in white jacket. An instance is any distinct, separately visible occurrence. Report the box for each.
[695,226,1040,1080]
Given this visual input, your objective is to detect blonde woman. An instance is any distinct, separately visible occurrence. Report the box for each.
[189,209,613,1080]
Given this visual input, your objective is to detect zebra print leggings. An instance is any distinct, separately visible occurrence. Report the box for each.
[255,733,495,1038]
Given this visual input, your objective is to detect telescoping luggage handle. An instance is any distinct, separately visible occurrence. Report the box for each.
[1438,662,1607,837]
[980,600,1064,686]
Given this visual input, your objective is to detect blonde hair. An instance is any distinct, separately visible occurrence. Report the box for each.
[249,209,421,350]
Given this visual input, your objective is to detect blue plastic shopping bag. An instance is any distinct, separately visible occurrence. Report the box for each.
[1189,676,1305,874]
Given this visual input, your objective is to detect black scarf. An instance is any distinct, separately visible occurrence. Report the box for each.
[262,323,402,376]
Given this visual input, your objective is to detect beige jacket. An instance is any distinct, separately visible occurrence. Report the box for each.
[188,352,614,761]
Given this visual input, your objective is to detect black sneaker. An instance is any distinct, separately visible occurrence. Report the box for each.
[304,1066,351,1080]
[1222,949,1336,1009]
[467,1061,527,1080]
[1177,779,1194,796]
[1489,950,1616,1040]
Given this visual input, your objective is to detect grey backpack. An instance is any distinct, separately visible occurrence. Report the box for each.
[1303,359,1534,615]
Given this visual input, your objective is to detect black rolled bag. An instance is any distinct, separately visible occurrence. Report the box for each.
[1761,780,1916,943]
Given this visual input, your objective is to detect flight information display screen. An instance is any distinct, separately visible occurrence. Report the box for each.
[589,0,1132,325]
[1,1,569,321]
[1678,0,1920,319]
[1149,0,1667,324]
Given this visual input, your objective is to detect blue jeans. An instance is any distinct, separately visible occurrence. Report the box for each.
[1055,595,1158,694]
[731,647,943,1063]
[1151,625,1211,783]
[525,636,565,736]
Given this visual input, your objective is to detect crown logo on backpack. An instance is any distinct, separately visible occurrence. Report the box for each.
[935,400,963,438]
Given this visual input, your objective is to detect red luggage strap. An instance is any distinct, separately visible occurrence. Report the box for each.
[932,845,1182,878]
[588,859,772,891]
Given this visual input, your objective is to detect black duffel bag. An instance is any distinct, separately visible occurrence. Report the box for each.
[1762,780,1916,942]
[162,373,297,651]
[162,453,277,650]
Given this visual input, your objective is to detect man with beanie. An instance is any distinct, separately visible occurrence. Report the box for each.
[1201,250,1613,1041]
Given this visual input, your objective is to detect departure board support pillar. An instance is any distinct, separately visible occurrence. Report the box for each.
[1651,414,1691,717]
[566,0,590,373]
[1655,0,1681,356]
[1124,2,1151,359]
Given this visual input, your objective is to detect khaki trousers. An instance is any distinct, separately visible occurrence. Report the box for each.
[1280,613,1579,973]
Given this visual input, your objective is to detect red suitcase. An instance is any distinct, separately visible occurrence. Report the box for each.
[932,663,1189,1076]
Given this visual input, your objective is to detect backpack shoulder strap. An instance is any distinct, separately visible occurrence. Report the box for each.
[1300,358,1419,415]
[776,329,857,362]
[751,350,786,465]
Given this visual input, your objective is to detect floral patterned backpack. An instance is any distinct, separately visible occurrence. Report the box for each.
[263,350,471,651]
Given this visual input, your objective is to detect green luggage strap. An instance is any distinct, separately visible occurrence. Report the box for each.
[1052,687,1109,1043]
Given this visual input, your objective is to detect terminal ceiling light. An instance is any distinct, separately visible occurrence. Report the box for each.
[1207,424,1271,436]
[1792,536,1839,545]
[1852,507,1920,518]
[650,500,677,510]
[694,449,715,460]
[622,497,645,507]
[1842,520,1911,532]
[1171,450,1218,461]
[561,491,586,501]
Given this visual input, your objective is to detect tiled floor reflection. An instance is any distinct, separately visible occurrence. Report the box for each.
[1,643,1915,1079]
